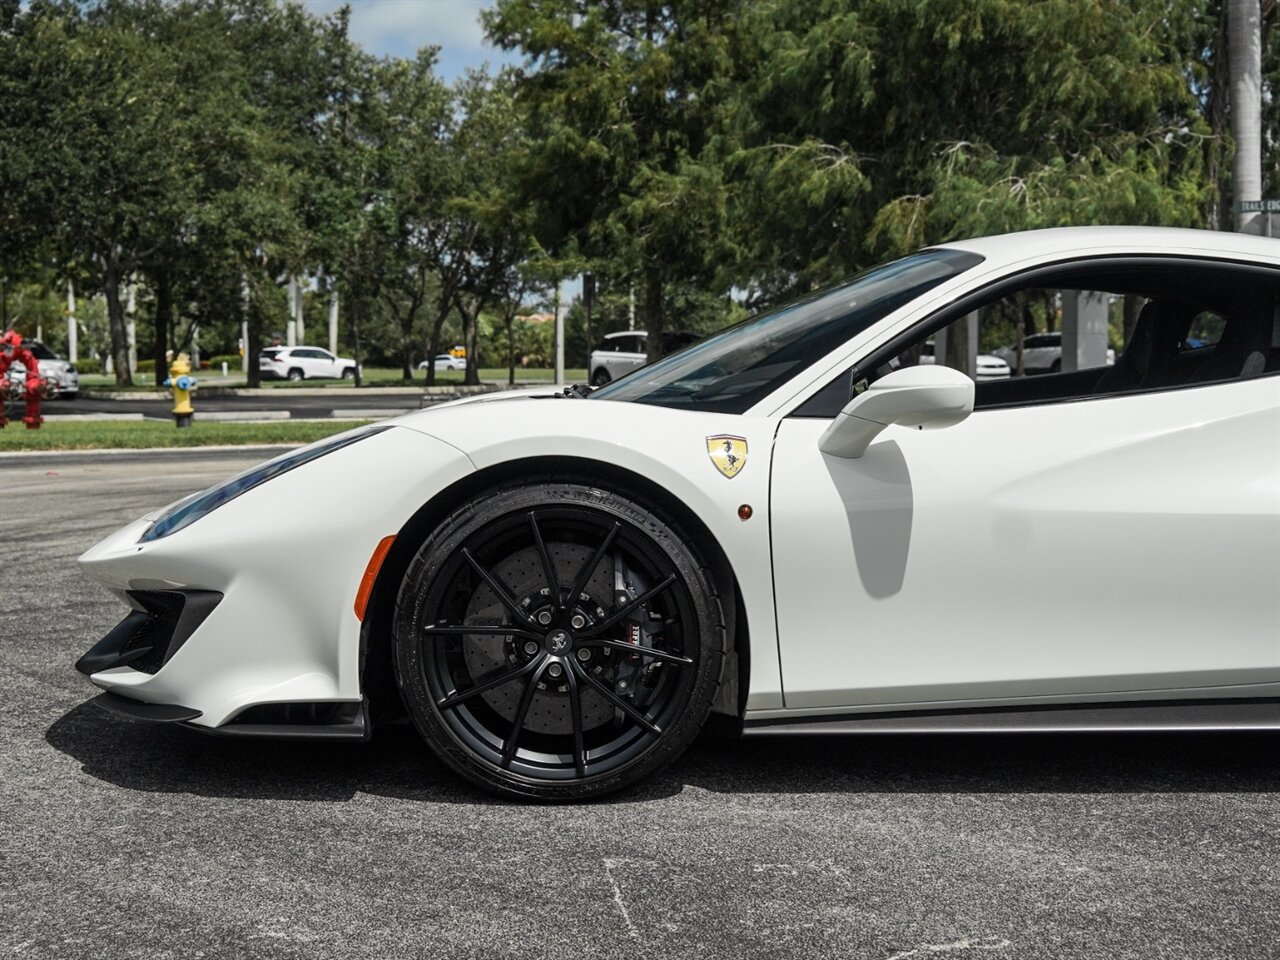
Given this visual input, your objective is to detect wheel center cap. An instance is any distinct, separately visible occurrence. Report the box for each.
[544,629,573,655]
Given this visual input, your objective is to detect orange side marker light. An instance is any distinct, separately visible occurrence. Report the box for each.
[354,535,396,621]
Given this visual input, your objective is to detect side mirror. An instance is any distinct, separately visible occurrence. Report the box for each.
[818,365,974,459]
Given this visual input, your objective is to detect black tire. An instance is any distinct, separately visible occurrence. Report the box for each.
[342,367,355,379]
[287,367,304,381]
[590,367,612,387]
[61,391,77,401]
[393,482,727,801]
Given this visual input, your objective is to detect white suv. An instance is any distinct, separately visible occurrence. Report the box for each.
[589,330,700,386]
[260,347,358,381]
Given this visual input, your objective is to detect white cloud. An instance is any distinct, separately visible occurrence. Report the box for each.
[300,0,509,70]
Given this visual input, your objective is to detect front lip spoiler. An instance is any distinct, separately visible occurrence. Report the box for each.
[91,691,202,723]
[87,692,371,742]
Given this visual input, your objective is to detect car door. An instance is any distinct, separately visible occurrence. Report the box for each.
[313,349,339,377]
[770,274,1280,710]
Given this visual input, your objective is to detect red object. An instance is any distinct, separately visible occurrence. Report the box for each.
[0,331,44,428]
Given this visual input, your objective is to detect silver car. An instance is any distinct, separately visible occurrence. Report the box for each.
[4,340,79,399]
[589,330,700,386]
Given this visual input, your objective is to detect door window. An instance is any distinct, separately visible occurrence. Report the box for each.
[795,258,1279,417]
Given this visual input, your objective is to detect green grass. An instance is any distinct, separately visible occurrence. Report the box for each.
[0,419,370,451]
[78,367,589,390]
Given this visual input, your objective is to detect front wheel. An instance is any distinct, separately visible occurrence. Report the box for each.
[590,367,611,387]
[393,483,726,801]
[342,367,355,379]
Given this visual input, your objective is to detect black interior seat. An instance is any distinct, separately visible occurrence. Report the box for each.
[1094,299,1196,394]
[1178,307,1274,384]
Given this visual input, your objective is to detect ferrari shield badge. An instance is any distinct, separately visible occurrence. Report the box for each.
[706,435,748,479]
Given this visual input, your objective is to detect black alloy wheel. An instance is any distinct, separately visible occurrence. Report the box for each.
[590,368,612,386]
[393,483,726,801]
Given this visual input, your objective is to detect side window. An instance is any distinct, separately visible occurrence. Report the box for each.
[793,260,1279,418]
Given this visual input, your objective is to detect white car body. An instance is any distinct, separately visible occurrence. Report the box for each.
[589,330,700,385]
[75,227,1280,791]
[418,354,466,373]
[260,346,357,380]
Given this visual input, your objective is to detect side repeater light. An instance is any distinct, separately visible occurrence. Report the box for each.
[355,536,396,622]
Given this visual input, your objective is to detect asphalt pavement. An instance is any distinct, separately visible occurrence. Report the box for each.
[1,451,1277,960]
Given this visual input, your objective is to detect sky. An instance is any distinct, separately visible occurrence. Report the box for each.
[299,0,521,81]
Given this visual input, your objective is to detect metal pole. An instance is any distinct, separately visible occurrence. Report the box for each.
[286,277,298,347]
[66,281,77,364]
[329,290,339,355]
[1229,0,1262,233]
[125,282,137,374]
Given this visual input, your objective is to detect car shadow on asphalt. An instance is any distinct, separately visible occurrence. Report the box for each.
[46,699,1280,805]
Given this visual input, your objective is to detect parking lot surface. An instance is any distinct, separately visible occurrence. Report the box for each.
[2,451,1277,960]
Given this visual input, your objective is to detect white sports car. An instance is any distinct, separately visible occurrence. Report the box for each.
[75,227,1280,800]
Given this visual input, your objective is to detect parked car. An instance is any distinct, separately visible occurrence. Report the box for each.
[589,330,701,385]
[418,354,467,373]
[75,226,1280,802]
[917,340,1011,380]
[4,340,79,399]
[992,332,1116,374]
[259,347,357,381]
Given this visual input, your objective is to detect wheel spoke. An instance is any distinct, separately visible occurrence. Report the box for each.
[437,656,542,710]
[579,574,678,637]
[424,624,543,642]
[567,521,620,603]
[585,637,693,666]
[462,547,535,627]
[572,659,662,736]
[529,511,561,606]
[564,660,587,777]
[501,658,551,768]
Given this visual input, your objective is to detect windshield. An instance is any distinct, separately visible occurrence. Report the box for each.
[590,249,983,413]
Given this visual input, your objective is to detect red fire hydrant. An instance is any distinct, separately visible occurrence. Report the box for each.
[0,330,50,429]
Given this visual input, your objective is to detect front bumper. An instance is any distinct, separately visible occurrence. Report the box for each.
[75,424,474,728]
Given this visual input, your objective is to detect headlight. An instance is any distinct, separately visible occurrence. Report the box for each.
[139,425,391,542]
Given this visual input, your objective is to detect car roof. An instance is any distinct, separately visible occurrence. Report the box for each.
[934,226,1278,265]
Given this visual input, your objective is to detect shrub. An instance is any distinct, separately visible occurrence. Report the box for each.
[74,357,102,374]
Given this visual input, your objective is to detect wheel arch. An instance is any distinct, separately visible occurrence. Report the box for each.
[360,454,748,728]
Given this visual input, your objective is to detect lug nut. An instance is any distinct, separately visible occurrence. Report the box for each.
[577,648,592,661]
[524,641,539,655]
[618,680,629,691]
[547,663,563,678]
[537,610,552,625]
[570,614,586,629]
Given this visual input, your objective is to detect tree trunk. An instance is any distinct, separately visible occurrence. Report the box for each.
[153,269,172,387]
[245,281,262,389]
[102,263,133,387]
[1228,0,1263,232]
[506,314,516,386]
[643,266,664,364]
[462,298,481,386]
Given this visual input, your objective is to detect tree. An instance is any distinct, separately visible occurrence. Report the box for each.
[485,0,740,362]
[724,0,1224,303]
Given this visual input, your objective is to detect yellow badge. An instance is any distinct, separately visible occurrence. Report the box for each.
[706,435,748,479]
